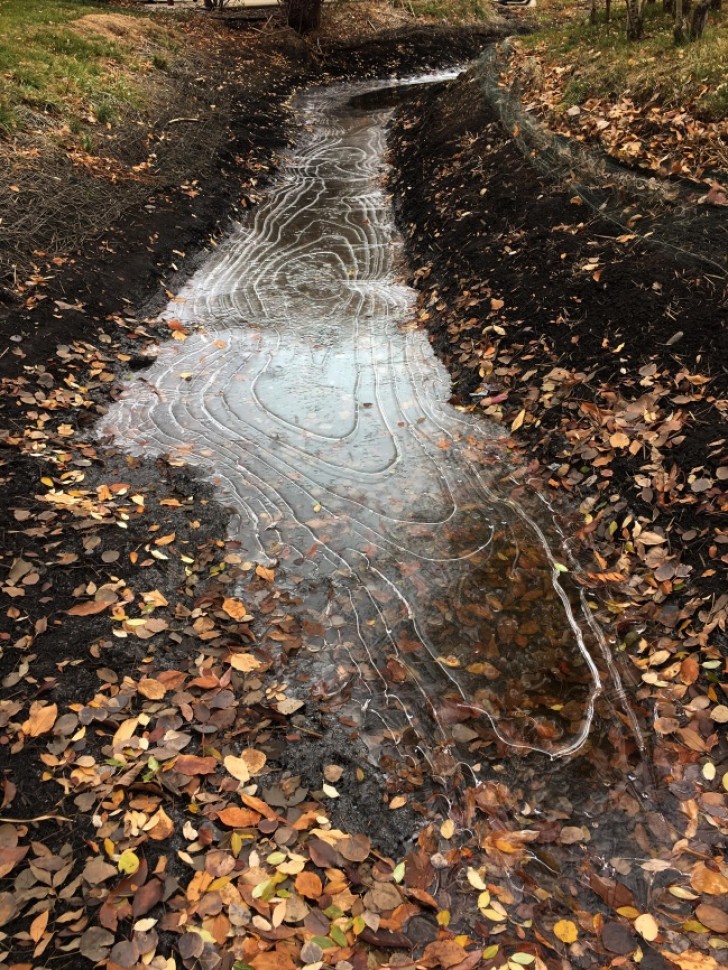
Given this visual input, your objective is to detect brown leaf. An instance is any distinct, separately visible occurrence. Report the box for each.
[601,921,637,955]
[422,940,469,968]
[132,878,164,918]
[79,926,115,962]
[174,755,217,775]
[339,833,371,863]
[22,702,58,738]
[364,882,402,913]
[83,857,118,885]
[695,903,728,933]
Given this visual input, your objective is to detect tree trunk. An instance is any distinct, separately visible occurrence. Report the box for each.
[663,0,674,12]
[625,0,646,38]
[674,0,684,39]
[605,0,612,20]
[709,0,721,10]
[590,0,598,23]
[287,0,323,33]
[688,0,711,35]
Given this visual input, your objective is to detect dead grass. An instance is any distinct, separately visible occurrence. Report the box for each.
[314,0,499,40]
[70,12,169,48]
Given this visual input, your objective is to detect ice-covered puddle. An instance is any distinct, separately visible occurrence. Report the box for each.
[100,75,640,789]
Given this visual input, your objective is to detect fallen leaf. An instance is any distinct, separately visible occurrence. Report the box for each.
[554,918,578,943]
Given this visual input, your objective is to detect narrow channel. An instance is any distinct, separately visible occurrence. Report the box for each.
[100,74,646,823]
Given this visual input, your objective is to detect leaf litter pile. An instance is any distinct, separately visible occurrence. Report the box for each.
[0,42,727,970]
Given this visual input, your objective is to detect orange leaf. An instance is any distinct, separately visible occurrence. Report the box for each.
[241,792,282,821]
[222,597,250,622]
[294,871,323,899]
[138,678,166,700]
[691,863,728,895]
[553,919,578,944]
[67,599,112,616]
[227,652,261,672]
[242,749,266,776]
[216,806,261,829]
[29,909,49,943]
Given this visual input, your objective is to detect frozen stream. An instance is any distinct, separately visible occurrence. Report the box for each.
[100,75,639,787]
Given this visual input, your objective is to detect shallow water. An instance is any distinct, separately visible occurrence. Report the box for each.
[100,76,642,798]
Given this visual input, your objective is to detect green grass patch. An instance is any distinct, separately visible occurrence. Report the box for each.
[0,0,178,135]
[518,0,728,120]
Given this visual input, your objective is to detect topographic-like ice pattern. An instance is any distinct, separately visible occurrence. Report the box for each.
[100,77,635,778]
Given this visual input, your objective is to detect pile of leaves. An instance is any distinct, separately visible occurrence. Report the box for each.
[499,38,728,185]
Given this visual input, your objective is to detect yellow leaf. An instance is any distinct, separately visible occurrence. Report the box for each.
[634,913,658,942]
[389,795,407,810]
[467,868,487,891]
[231,832,244,858]
[440,819,455,839]
[553,919,578,944]
[118,849,140,875]
[223,755,250,784]
[616,906,640,919]
[511,408,526,432]
[436,910,451,926]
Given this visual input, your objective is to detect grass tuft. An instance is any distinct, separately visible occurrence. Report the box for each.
[0,0,178,137]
